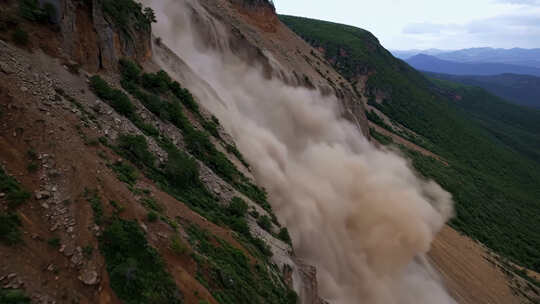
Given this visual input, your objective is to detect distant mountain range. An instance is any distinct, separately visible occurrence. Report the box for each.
[425,72,540,109]
[392,47,540,68]
[392,49,448,59]
[405,54,540,77]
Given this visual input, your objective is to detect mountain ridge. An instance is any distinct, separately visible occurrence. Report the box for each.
[406,53,540,76]
[425,72,540,109]
[393,47,540,68]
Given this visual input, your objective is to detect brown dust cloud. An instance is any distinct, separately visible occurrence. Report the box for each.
[145,1,457,303]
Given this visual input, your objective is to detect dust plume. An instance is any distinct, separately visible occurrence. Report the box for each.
[145,0,456,303]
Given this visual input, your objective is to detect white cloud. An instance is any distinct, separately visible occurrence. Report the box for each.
[401,10,540,49]
[493,0,540,5]
[274,0,540,49]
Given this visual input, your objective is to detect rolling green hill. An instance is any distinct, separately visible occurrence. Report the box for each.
[280,15,540,273]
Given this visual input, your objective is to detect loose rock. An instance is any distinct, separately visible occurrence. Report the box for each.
[35,191,51,200]
[78,269,99,285]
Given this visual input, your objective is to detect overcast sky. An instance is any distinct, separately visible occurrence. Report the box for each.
[273,0,540,50]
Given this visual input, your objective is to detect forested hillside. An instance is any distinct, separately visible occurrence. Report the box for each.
[280,15,540,274]
[426,72,540,109]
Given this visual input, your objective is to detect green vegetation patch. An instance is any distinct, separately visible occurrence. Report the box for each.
[100,218,182,304]
[101,0,155,34]
[90,76,135,116]
[117,60,273,212]
[84,188,104,225]
[0,289,31,303]
[18,0,56,23]
[0,213,23,246]
[0,167,31,209]
[369,128,393,146]
[187,224,296,304]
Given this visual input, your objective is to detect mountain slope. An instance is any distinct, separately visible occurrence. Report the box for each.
[426,72,540,109]
[0,1,304,303]
[392,47,540,68]
[436,47,540,68]
[406,54,540,76]
[280,14,540,289]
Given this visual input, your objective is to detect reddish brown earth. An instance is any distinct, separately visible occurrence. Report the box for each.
[1,1,538,304]
[0,42,256,304]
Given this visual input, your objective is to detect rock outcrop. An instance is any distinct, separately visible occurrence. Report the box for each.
[58,0,152,72]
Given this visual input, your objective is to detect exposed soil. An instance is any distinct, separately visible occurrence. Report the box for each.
[430,226,539,304]
[0,40,254,304]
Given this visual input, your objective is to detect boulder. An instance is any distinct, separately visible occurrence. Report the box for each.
[78,269,99,285]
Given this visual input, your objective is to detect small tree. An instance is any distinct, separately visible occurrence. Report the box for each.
[257,215,272,232]
[143,7,156,23]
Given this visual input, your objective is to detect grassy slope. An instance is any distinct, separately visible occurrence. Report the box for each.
[280,15,540,272]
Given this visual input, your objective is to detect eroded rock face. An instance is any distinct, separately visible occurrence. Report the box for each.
[58,0,152,72]
[294,259,329,304]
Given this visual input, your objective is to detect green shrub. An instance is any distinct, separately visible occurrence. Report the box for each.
[278,227,292,245]
[164,149,200,189]
[170,236,187,255]
[0,213,22,246]
[102,0,153,33]
[100,219,182,304]
[140,197,163,212]
[143,7,157,23]
[90,76,134,116]
[202,119,220,139]
[187,225,289,304]
[226,144,250,168]
[169,81,198,112]
[12,27,29,46]
[141,71,172,94]
[110,161,138,186]
[0,167,30,208]
[85,189,104,225]
[116,134,155,168]
[0,289,31,303]
[227,197,248,217]
[257,215,272,232]
[184,128,237,182]
[167,100,190,131]
[119,59,142,83]
[47,237,60,248]
[146,211,158,222]
[369,128,393,146]
[110,200,125,214]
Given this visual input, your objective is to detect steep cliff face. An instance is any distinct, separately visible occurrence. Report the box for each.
[59,0,152,72]
[184,0,369,137]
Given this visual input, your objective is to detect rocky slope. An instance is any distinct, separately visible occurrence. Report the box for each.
[0,0,305,303]
[3,1,537,304]
[0,0,369,303]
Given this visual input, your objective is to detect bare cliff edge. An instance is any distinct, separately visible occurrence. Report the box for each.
[190,0,369,136]
[59,0,152,72]
[0,0,368,303]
